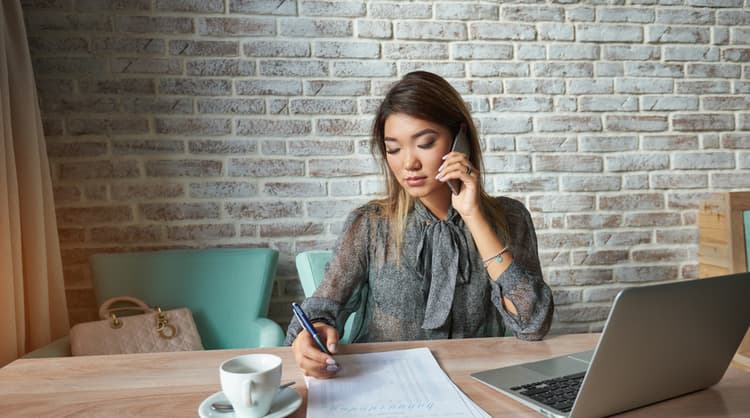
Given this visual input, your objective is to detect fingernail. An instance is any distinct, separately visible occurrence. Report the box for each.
[326,364,340,372]
[437,163,444,172]
[326,358,337,365]
[328,343,337,352]
[435,173,442,180]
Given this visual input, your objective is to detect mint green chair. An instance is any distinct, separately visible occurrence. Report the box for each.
[89,248,284,350]
[295,250,366,344]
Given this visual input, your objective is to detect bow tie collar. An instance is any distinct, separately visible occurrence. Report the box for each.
[413,202,473,330]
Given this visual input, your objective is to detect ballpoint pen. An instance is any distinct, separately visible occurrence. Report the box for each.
[291,302,333,355]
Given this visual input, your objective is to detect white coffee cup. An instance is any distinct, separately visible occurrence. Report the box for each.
[219,353,282,418]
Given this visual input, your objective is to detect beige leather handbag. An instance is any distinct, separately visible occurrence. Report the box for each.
[70,296,204,356]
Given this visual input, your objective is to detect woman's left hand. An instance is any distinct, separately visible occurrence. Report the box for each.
[438,151,481,219]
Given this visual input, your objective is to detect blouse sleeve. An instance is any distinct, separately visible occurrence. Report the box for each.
[284,206,372,345]
[488,198,554,341]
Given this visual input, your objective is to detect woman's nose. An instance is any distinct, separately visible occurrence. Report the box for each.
[403,149,421,170]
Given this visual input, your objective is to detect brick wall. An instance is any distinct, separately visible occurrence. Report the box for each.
[21,0,750,335]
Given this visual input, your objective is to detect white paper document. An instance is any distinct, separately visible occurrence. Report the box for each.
[305,347,490,418]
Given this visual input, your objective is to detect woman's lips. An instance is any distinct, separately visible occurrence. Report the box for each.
[405,176,427,187]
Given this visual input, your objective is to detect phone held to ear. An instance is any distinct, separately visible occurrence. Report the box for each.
[447,123,471,195]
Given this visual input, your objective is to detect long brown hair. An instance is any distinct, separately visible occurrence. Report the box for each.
[369,71,509,254]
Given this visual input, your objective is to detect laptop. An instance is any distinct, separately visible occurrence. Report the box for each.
[471,273,750,418]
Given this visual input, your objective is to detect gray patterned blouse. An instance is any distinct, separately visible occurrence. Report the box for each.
[285,196,554,344]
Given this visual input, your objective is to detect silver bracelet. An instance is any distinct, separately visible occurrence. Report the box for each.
[483,247,510,266]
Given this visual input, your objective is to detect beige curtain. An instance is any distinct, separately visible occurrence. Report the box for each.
[0,0,69,366]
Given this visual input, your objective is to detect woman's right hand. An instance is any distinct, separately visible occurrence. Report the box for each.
[290,322,340,379]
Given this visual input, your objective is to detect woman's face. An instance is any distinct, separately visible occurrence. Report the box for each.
[383,113,453,201]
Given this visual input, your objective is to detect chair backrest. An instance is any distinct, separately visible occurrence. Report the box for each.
[89,247,284,350]
[295,250,365,344]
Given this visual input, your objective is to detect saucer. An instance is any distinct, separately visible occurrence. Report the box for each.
[198,387,302,418]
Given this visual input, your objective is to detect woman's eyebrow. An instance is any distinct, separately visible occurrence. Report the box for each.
[384,128,439,142]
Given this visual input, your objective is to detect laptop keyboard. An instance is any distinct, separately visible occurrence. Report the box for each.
[510,371,586,413]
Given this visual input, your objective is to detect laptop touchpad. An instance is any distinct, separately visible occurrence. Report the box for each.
[524,356,588,378]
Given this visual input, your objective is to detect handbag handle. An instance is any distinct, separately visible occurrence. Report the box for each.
[98,296,153,320]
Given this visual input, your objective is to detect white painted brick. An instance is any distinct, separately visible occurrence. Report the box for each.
[734,82,750,94]
[651,173,708,189]
[537,115,602,132]
[580,135,637,152]
[624,62,683,78]
[451,43,512,60]
[356,20,392,39]
[604,45,660,61]
[304,80,369,96]
[606,154,670,172]
[641,95,699,111]
[470,22,536,41]
[332,60,395,77]
[534,155,603,172]
[567,6,595,22]
[676,80,730,94]
[300,1,365,17]
[711,172,750,187]
[642,135,700,150]
[595,62,624,77]
[567,79,613,95]
[689,0,742,6]
[672,151,735,169]
[516,136,576,152]
[476,116,532,134]
[385,42,449,60]
[395,21,467,41]
[278,18,353,38]
[538,23,574,41]
[714,27,730,45]
[622,173,649,190]
[549,44,599,60]
[236,79,301,96]
[577,24,643,43]
[314,41,380,58]
[599,7,655,23]
[730,28,750,44]
[229,0,296,15]
[664,46,720,61]
[606,115,668,132]
[506,79,564,94]
[470,62,528,78]
[259,60,328,77]
[369,3,432,19]
[186,59,255,77]
[487,135,515,152]
[533,62,593,78]
[647,26,711,44]
[579,96,637,112]
[561,175,621,192]
[496,175,558,192]
[483,155,531,173]
[615,78,673,94]
[702,96,750,110]
[656,8,715,24]
[399,62,465,78]
[516,44,546,60]
[290,98,356,115]
[556,96,578,112]
[501,5,564,22]
[493,96,553,112]
[435,3,498,20]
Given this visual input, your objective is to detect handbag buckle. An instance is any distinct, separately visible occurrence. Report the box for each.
[109,313,123,329]
[155,307,178,339]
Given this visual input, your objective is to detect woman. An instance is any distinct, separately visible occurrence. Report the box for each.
[286,71,553,378]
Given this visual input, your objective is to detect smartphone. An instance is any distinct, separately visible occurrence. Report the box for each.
[447,123,471,195]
